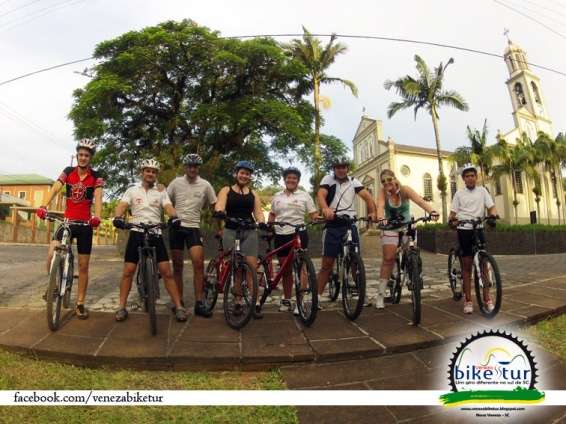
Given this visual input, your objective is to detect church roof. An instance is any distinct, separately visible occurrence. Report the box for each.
[504,39,524,55]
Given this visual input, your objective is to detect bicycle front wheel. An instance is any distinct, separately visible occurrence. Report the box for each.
[256,256,271,312]
[144,257,158,336]
[408,252,422,326]
[223,260,258,330]
[448,248,463,301]
[387,258,402,304]
[63,259,74,309]
[342,252,366,321]
[474,252,502,318]
[294,252,318,327]
[46,254,64,331]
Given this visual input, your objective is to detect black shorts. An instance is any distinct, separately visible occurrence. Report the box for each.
[274,231,309,257]
[125,231,169,264]
[169,226,203,250]
[53,224,93,255]
[322,225,359,258]
[457,228,485,257]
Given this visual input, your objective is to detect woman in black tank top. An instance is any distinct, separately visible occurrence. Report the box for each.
[215,161,266,318]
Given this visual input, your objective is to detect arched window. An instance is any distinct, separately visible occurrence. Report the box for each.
[423,173,433,201]
[514,82,526,106]
[495,177,502,196]
[514,170,524,194]
[531,81,541,104]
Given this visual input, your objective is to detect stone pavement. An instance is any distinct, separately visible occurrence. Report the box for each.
[2,244,566,313]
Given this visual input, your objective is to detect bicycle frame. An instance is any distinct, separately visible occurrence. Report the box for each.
[260,232,302,291]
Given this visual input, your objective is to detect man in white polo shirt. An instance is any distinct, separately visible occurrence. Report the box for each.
[167,153,217,318]
[269,166,319,313]
[448,163,498,315]
[112,158,187,322]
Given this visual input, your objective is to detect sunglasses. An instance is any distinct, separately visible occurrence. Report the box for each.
[381,177,394,184]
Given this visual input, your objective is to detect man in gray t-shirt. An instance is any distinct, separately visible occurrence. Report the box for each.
[448,164,498,315]
[167,154,217,318]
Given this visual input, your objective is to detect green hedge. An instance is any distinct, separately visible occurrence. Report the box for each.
[420,223,566,232]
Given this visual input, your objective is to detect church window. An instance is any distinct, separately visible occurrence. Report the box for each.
[531,81,541,104]
[423,173,433,201]
[400,165,410,177]
[450,174,457,199]
[514,83,526,106]
[514,170,523,194]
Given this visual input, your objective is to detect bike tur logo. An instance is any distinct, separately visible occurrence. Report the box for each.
[440,330,545,406]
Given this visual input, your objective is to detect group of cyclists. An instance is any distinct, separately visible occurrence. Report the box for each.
[36,138,499,325]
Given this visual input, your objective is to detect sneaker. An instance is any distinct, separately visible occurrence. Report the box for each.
[175,306,188,322]
[194,301,213,318]
[293,305,299,316]
[115,308,128,322]
[375,294,385,309]
[485,299,495,313]
[279,299,292,312]
[75,304,89,320]
[463,301,473,314]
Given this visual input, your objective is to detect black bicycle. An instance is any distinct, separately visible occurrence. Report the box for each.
[447,217,502,318]
[380,215,433,326]
[203,215,259,330]
[45,213,89,331]
[324,216,369,320]
[125,222,166,335]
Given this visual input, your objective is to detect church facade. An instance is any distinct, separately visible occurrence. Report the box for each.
[352,40,565,225]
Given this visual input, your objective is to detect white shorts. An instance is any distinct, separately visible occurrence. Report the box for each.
[381,230,414,247]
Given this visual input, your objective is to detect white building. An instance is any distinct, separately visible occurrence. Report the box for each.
[352,39,565,225]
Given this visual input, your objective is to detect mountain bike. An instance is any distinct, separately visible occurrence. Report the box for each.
[202,216,259,330]
[124,222,167,336]
[447,216,502,318]
[324,216,370,321]
[45,213,89,331]
[256,221,318,326]
[380,215,433,326]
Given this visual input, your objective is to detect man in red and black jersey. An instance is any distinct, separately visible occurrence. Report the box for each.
[36,139,104,319]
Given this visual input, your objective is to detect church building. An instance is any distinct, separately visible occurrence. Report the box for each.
[352,40,564,225]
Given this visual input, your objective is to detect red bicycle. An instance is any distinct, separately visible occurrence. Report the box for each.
[256,221,318,327]
[202,216,259,330]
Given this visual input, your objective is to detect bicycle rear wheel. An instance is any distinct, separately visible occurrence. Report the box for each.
[387,258,402,304]
[46,254,64,331]
[256,256,272,312]
[223,260,258,330]
[294,252,318,327]
[202,259,219,314]
[408,252,422,326]
[474,252,502,318]
[328,262,340,301]
[144,257,158,336]
[342,252,366,321]
[448,248,463,301]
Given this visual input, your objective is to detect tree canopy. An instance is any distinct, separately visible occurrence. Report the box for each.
[69,20,315,195]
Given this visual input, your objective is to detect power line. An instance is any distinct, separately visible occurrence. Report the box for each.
[0,0,87,32]
[2,32,566,89]
[520,0,566,19]
[0,0,43,19]
[502,0,566,28]
[493,0,566,40]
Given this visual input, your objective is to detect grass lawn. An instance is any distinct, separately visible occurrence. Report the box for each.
[0,350,297,423]
[526,314,566,361]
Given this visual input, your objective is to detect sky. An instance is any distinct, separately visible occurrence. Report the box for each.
[1,0,566,187]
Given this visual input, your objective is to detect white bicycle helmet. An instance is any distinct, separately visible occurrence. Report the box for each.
[140,158,160,171]
[183,153,203,166]
[76,138,96,154]
[460,163,477,176]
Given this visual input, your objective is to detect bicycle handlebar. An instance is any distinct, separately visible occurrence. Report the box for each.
[125,222,167,231]
[378,215,433,231]
[45,213,90,226]
[455,216,499,227]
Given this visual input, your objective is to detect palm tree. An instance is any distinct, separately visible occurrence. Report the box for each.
[384,55,469,222]
[288,27,358,187]
[490,135,533,224]
[534,132,566,224]
[450,119,493,185]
